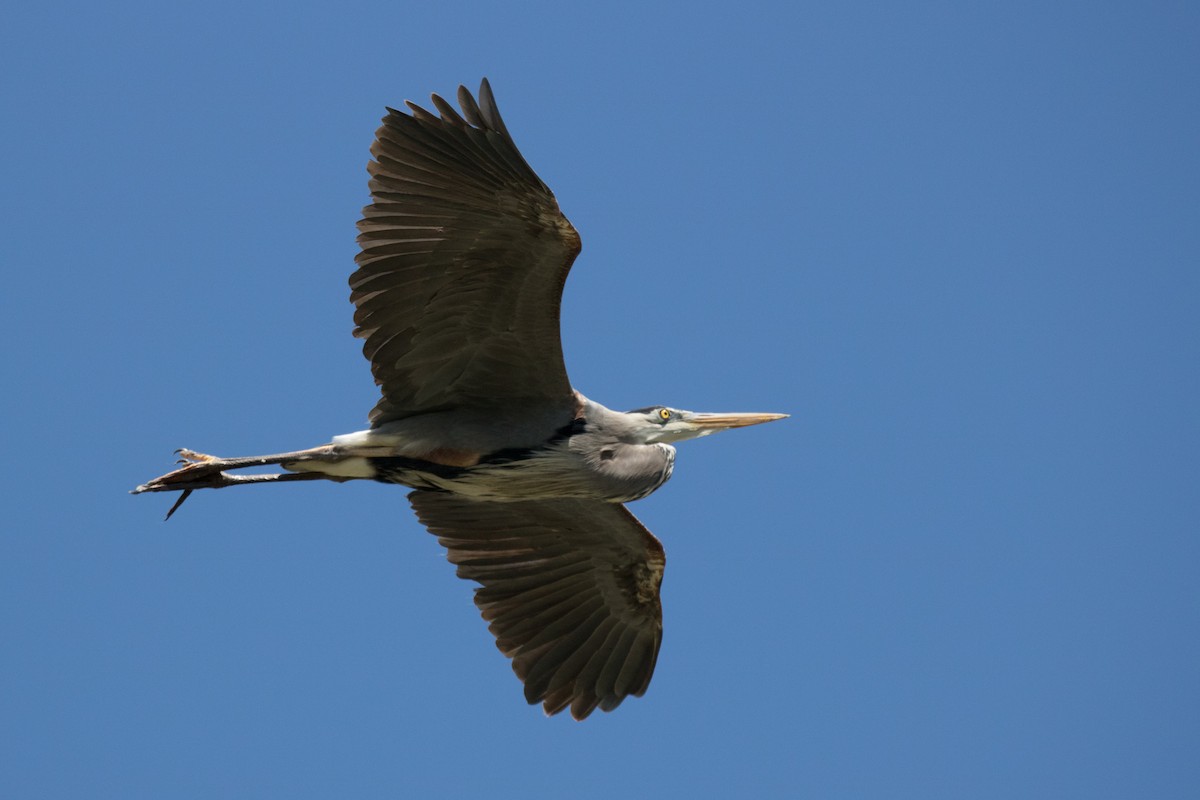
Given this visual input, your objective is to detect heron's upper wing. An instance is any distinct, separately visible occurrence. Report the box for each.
[351,79,582,426]
[408,491,665,721]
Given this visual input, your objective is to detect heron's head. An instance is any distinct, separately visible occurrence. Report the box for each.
[624,406,788,445]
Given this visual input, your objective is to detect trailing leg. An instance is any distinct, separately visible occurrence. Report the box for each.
[131,445,363,518]
[131,445,341,494]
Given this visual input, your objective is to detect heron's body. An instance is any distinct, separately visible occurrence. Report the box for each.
[134,80,785,720]
[294,392,676,503]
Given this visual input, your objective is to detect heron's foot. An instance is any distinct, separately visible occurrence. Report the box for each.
[132,449,241,520]
[132,444,339,520]
[133,449,232,495]
[175,448,219,465]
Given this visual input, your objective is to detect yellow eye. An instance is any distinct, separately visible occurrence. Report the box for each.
[658,408,672,421]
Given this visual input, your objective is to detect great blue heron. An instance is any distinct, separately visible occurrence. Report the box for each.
[134,79,786,720]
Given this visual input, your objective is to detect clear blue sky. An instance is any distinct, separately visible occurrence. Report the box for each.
[3,2,1197,798]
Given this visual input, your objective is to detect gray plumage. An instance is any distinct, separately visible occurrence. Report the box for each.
[410,493,664,720]
[353,81,579,434]
[133,79,785,720]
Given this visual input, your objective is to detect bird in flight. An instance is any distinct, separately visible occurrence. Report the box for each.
[134,79,786,720]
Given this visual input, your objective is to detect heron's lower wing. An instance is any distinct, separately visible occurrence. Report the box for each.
[352,79,581,425]
[408,492,665,721]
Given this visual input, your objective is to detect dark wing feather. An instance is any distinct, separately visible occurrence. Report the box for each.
[352,79,581,425]
[408,492,665,720]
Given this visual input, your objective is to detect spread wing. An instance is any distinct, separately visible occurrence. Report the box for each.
[350,79,582,426]
[408,492,666,720]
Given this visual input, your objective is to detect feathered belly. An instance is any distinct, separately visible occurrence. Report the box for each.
[368,455,595,500]
[368,443,673,503]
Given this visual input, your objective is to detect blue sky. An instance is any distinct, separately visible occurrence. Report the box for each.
[3,2,1197,797]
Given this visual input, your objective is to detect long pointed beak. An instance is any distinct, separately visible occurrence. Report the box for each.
[686,412,789,431]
